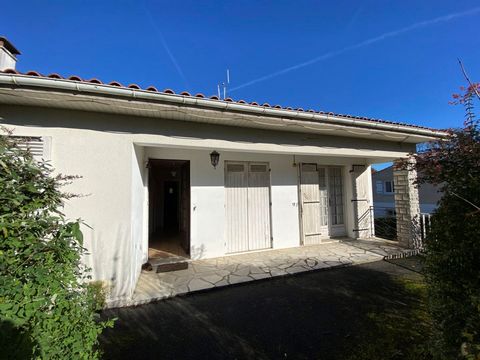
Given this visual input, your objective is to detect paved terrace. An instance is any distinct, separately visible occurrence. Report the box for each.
[107,238,412,308]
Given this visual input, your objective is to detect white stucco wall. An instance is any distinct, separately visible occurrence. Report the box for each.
[1,105,412,302]
[140,147,368,258]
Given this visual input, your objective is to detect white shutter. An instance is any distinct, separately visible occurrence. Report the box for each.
[225,162,249,253]
[375,180,384,194]
[352,167,372,238]
[225,161,272,253]
[300,164,329,245]
[247,163,271,251]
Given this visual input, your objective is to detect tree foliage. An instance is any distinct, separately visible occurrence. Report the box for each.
[0,131,113,359]
[403,83,480,359]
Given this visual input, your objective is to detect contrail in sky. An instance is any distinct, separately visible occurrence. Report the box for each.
[230,7,480,93]
[143,3,191,90]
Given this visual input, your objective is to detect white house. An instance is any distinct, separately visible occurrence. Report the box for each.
[0,37,447,304]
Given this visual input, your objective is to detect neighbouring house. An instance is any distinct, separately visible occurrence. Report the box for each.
[373,165,443,216]
[0,37,447,305]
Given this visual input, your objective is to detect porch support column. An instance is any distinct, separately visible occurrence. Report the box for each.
[393,159,421,248]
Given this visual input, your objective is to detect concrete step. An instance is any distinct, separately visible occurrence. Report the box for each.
[144,256,189,273]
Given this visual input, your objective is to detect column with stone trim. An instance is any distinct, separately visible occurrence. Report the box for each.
[393,159,421,248]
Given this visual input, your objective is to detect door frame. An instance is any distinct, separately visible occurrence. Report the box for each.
[146,158,191,257]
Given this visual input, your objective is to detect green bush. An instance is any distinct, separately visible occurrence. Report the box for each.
[403,84,480,359]
[0,132,113,359]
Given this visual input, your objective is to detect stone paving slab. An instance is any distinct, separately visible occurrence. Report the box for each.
[106,238,409,308]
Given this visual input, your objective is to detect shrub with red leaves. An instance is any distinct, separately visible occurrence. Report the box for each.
[401,84,480,359]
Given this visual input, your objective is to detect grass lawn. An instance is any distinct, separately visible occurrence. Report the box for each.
[345,263,433,359]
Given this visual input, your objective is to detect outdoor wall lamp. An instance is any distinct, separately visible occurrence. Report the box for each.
[210,150,220,169]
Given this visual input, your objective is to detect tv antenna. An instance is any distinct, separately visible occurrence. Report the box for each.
[217,69,230,99]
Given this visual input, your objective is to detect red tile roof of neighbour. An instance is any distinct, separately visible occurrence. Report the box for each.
[0,68,443,132]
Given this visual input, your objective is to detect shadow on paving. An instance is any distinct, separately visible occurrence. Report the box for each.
[100,259,425,360]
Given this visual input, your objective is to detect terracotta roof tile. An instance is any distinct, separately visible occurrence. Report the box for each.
[26,71,41,76]
[47,73,62,79]
[0,69,443,132]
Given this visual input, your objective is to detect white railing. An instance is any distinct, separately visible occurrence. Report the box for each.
[417,213,432,250]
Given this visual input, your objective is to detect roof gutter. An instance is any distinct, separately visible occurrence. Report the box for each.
[0,73,447,139]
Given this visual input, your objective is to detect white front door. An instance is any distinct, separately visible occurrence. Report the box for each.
[225,161,272,253]
[299,164,329,244]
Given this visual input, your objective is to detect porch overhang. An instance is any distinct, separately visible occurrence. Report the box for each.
[134,139,412,161]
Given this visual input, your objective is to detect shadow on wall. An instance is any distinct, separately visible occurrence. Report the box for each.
[2,105,413,154]
[88,225,132,300]
[190,244,206,260]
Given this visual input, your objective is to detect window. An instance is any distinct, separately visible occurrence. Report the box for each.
[329,167,344,225]
[375,180,384,194]
[385,181,394,194]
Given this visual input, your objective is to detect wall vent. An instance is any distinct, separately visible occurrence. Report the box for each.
[11,136,49,161]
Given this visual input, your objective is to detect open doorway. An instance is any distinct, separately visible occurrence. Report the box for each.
[148,159,190,260]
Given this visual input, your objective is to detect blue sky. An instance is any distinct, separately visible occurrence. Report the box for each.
[3,1,479,155]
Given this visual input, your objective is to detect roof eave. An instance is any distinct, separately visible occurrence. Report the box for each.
[0,73,448,142]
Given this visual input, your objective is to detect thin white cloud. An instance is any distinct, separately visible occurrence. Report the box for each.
[230,7,480,92]
[143,3,190,90]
